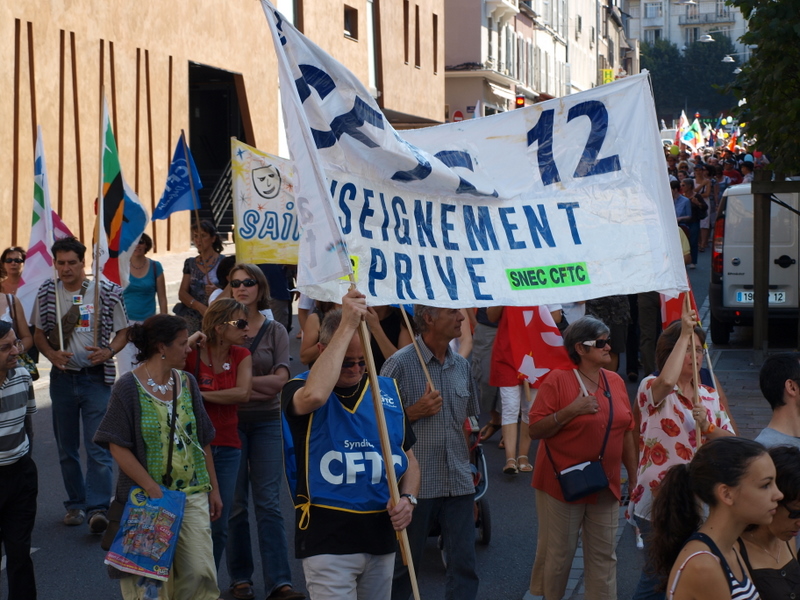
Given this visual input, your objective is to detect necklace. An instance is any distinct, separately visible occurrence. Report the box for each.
[336,380,363,399]
[578,369,612,399]
[746,534,782,564]
[144,366,174,395]
[207,347,231,371]
[131,259,147,270]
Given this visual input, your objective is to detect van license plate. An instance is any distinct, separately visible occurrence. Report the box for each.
[735,290,787,303]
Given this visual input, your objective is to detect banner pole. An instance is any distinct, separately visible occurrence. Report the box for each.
[93,91,105,348]
[399,307,435,392]
[685,293,702,447]
[351,280,421,600]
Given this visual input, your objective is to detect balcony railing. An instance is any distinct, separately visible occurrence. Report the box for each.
[678,12,735,25]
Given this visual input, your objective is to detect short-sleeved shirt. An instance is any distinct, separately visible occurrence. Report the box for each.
[754,427,800,450]
[530,368,634,503]
[32,280,128,369]
[0,367,35,465]
[380,338,479,499]
[185,345,250,448]
[123,259,163,321]
[136,374,211,494]
[674,194,691,220]
[239,317,290,421]
[630,375,732,520]
[281,376,415,558]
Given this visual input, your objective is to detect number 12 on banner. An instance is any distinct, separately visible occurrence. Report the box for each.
[526,100,621,186]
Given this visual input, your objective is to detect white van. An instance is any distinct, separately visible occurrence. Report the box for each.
[708,183,799,344]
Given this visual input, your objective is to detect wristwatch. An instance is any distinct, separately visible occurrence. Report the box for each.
[400,493,418,506]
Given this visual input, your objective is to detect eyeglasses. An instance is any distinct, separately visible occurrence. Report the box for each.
[3,258,24,264]
[224,319,248,330]
[230,279,258,288]
[582,339,612,349]
[781,503,800,519]
[0,339,24,353]
[341,360,366,369]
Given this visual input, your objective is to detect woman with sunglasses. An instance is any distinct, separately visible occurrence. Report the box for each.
[528,316,637,600]
[95,315,222,599]
[185,298,253,571]
[118,233,167,374]
[629,306,733,600]
[223,264,304,600]
[0,247,26,294]
[176,220,225,334]
[738,445,800,600]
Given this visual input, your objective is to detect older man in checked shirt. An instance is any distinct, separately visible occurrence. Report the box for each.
[382,305,480,600]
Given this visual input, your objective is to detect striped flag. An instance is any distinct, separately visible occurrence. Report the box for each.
[17,127,74,318]
[97,98,149,287]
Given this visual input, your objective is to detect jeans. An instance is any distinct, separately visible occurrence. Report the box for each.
[210,445,242,570]
[50,368,113,512]
[391,494,479,600]
[226,419,293,595]
[631,518,666,600]
[0,454,38,599]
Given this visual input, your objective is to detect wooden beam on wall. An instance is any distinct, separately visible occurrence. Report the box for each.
[27,21,38,154]
[70,31,85,242]
[145,50,157,252]
[12,19,21,244]
[167,55,173,251]
[233,73,256,147]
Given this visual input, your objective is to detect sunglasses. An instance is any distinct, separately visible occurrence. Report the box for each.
[230,279,258,288]
[3,258,24,264]
[781,503,800,520]
[224,319,248,330]
[341,360,366,369]
[582,338,612,349]
[0,339,24,353]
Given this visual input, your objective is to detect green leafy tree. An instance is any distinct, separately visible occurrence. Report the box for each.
[642,37,738,123]
[641,39,683,119]
[682,36,738,115]
[727,0,800,172]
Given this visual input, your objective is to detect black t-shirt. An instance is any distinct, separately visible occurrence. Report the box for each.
[281,375,415,558]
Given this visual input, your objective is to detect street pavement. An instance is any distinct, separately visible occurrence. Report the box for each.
[3,244,794,600]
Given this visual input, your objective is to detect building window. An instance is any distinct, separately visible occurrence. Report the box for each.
[577,15,582,34]
[433,13,438,73]
[414,4,420,68]
[716,0,730,17]
[685,3,698,18]
[403,1,409,63]
[685,27,699,45]
[487,17,493,65]
[644,28,662,43]
[644,2,662,18]
[344,5,358,39]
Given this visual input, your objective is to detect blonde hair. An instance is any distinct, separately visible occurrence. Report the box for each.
[202,298,248,345]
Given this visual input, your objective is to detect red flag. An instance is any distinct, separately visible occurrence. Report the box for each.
[660,285,698,331]
[490,306,574,388]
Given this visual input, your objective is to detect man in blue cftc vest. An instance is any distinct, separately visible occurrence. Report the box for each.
[281,289,420,600]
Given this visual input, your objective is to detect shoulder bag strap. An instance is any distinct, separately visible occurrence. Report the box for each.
[248,319,270,353]
[598,371,614,460]
[161,370,179,487]
[545,372,615,476]
[7,294,17,331]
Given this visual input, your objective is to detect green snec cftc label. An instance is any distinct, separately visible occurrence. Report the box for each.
[506,263,591,290]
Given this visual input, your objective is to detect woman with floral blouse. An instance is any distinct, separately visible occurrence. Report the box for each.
[629,306,733,600]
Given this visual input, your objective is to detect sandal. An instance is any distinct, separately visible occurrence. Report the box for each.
[232,582,256,600]
[479,421,501,441]
[517,455,533,472]
[503,458,518,475]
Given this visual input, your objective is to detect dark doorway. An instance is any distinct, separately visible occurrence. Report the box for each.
[188,62,245,235]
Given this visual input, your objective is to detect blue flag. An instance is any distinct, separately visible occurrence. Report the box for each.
[152,133,202,220]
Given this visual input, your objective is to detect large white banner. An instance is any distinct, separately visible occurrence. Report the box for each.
[263,2,686,307]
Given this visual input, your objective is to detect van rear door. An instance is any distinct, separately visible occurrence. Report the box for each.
[721,187,799,310]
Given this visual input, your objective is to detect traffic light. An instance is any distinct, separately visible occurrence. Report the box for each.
[515,95,525,109]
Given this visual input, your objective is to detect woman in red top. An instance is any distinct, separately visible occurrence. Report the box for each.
[186,298,253,570]
[528,316,637,600]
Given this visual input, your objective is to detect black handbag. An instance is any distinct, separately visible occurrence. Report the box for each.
[101,371,179,551]
[544,371,614,502]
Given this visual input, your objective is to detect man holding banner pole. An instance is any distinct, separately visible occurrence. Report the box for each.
[281,289,420,600]
[382,305,480,600]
